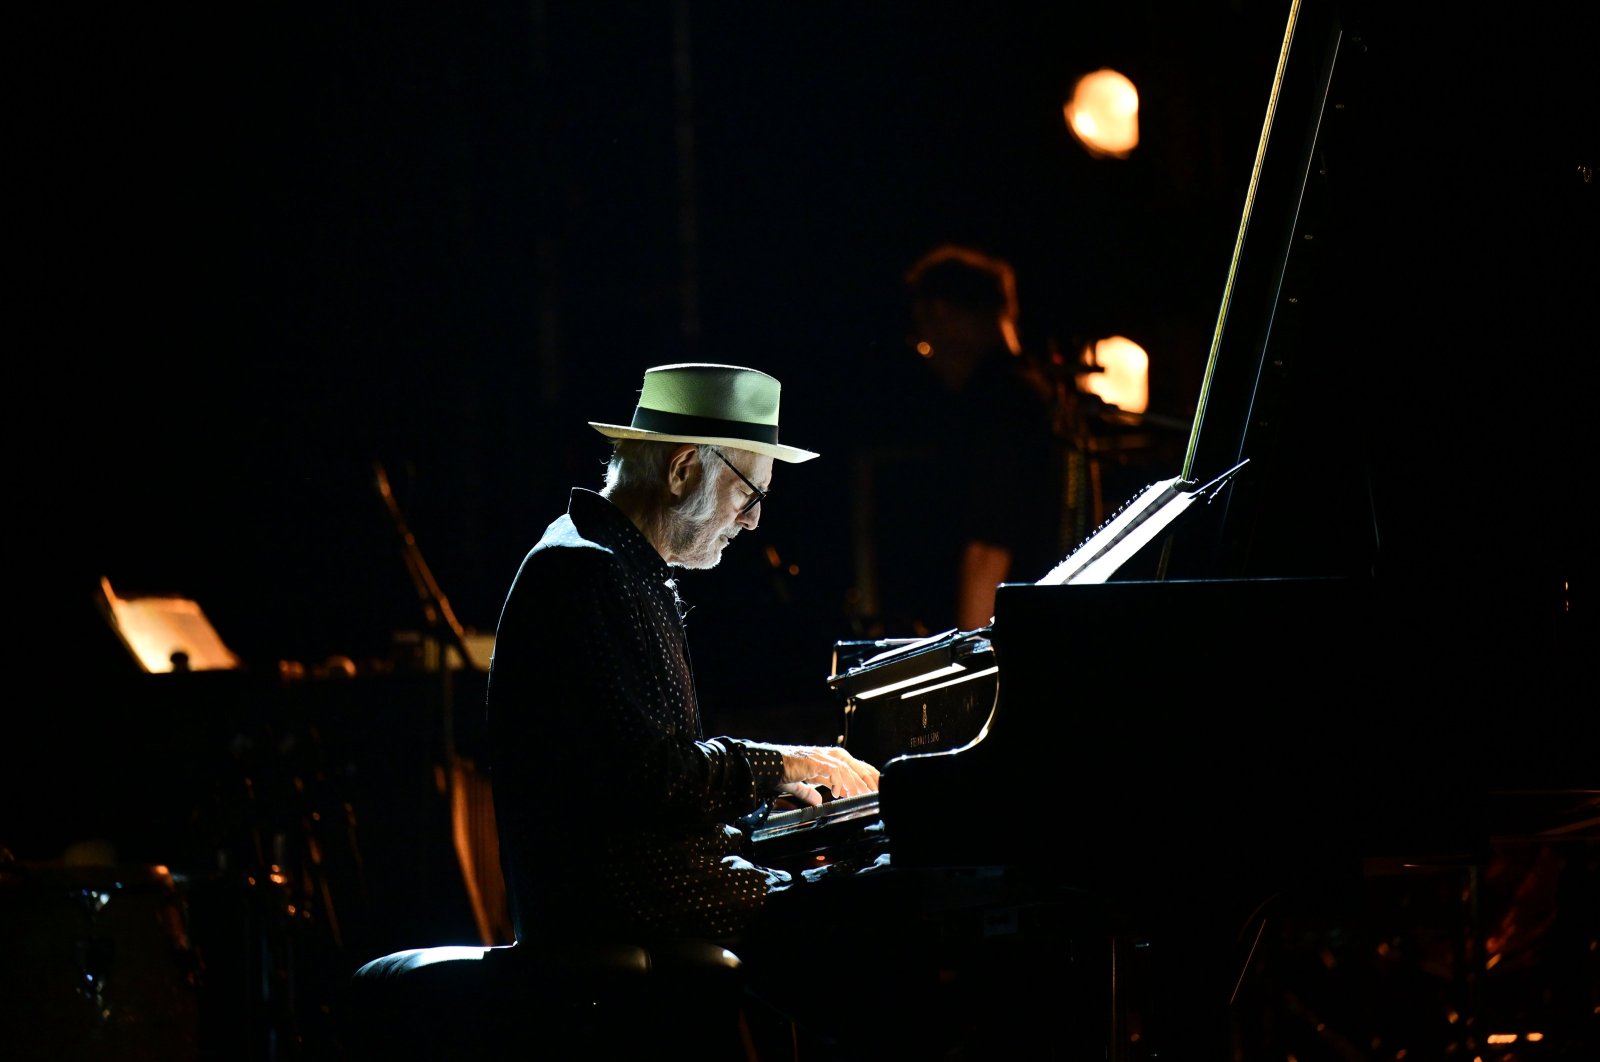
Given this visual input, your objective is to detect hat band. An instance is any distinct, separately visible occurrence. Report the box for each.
[631,407,780,445]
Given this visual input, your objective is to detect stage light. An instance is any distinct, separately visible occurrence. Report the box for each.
[1081,335,1149,413]
[1065,68,1139,158]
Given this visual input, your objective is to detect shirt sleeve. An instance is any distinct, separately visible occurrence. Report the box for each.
[720,738,785,795]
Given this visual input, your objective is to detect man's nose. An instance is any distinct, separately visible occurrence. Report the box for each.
[736,503,761,530]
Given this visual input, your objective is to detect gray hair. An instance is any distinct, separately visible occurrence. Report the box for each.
[603,439,723,519]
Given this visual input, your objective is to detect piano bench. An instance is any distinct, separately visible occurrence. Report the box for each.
[335,937,758,1060]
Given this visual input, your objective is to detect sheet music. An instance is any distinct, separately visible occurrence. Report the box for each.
[1037,460,1248,586]
[98,576,242,672]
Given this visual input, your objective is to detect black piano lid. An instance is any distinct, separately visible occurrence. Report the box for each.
[1111,0,1594,616]
[881,0,1596,872]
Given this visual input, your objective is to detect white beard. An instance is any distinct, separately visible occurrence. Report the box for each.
[664,470,737,569]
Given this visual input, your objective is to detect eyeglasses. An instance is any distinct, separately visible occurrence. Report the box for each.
[712,449,767,516]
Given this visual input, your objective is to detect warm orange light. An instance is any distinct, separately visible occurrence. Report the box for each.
[99,576,241,673]
[1081,335,1149,413]
[1486,1033,1517,1044]
[1065,68,1139,158]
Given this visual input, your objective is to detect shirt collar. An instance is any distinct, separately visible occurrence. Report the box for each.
[567,488,671,580]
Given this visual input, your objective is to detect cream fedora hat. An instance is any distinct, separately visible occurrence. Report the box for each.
[590,363,819,463]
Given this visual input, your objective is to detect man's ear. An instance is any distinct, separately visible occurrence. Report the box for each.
[665,443,701,500]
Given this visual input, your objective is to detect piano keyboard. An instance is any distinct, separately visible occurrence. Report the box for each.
[748,791,882,845]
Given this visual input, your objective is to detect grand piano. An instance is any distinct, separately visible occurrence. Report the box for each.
[755,2,1595,1057]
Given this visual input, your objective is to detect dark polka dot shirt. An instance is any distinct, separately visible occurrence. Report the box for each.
[487,488,787,942]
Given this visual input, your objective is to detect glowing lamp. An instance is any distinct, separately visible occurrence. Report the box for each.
[1065,68,1140,158]
[1082,335,1149,413]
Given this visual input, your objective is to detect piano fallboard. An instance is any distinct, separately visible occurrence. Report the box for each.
[829,629,997,772]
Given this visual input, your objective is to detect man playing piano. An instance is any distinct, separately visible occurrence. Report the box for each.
[483,362,885,1050]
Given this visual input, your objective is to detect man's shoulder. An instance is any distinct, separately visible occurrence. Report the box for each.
[973,355,1052,407]
[529,513,617,566]
[533,490,620,551]
[515,489,666,591]
[502,520,627,610]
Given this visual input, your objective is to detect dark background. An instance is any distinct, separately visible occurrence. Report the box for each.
[8,4,1596,1057]
[26,2,1298,699]
[18,1,1595,828]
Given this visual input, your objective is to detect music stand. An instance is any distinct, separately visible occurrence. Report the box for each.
[96,575,241,673]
